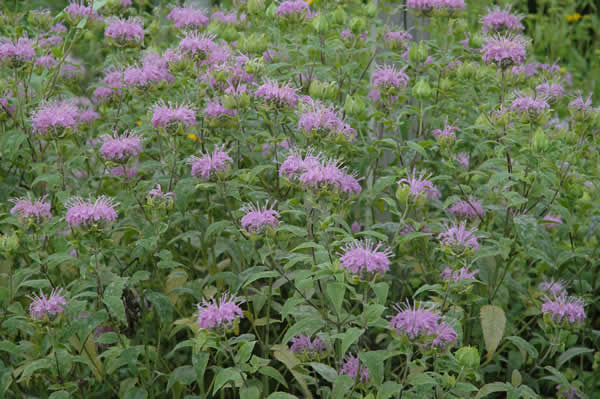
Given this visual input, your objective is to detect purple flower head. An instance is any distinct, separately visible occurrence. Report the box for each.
[441,266,478,283]
[539,278,567,297]
[31,101,79,136]
[438,221,479,251]
[36,55,57,68]
[407,0,465,16]
[189,146,233,180]
[556,385,581,399]
[568,95,594,120]
[541,213,562,229]
[510,93,550,120]
[339,239,392,275]
[123,53,174,88]
[290,335,326,356]
[397,171,441,200]
[432,121,459,141]
[93,69,123,102]
[255,80,299,109]
[536,81,564,104]
[371,65,409,90]
[481,6,524,33]
[447,197,485,220]
[197,293,244,329]
[276,0,311,20]
[38,35,62,50]
[430,321,458,349]
[241,201,280,234]
[110,165,137,179]
[340,29,354,40]
[65,196,119,228]
[453,152,470,169]
[339,354,369,384]
[390,302,440,338]
[542,295,585,325]
[280,150,320,179]
[212,11,246,25]
[481,34,529,68]
[179,32,217,59]
[0,36,36,64]
[203,100,237,120]
[151,100,196,130]
[9,194,52,222]
[384,30,412,50]
[351,221,362,233]
[29,288,68,320]
[298,102,355,140]
[294,156,361,195]
[52,23,68,33]
[105,17,144,44]
[99,131,142,161]
[147,184,176,200]
[168,7,209,29]
[78,108,100,125]
[511,63,539,77]
[64,1,101,22]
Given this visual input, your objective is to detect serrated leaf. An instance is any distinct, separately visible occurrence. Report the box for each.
[213,367,241,393]
[308,362,338,383]
[103,295,126,324]
[480,305,506,359]
[326,282,345,316]
[341,328,364,355]
[556,347,593,369]
[167,365,196,392]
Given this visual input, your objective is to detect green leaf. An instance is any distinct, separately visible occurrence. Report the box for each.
[556,347,594,369]
[167,366,196,392]
[407,372,436,386]
[332,375,354,399]
[480,305,506,359]
[235,341,256,365]
[377,381,403,399]
[308,362,338,383]
[282,316,325,345]
[359,351,387,385]
[103,295,126,324]
[146,291,173,327]
[49,391,70,399]
[240,386,260,399]
[19,358,53,381]
[123,388,148,399]
[475,382,510,399]
[505,336,538,361]
[341,328,364,355]
[267,393,298,399]
[213,367,242,394]
[326,282,345,316]
[193,352,210,382]
[258,366,288,388]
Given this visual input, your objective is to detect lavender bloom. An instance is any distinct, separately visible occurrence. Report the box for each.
[568,95,595,120]
[0,36,36,64]
[536,81,564,104]
[255,80,299,109]
[371,65,409,90]
[339,354,369,384]
[339,239,392,275]
[276,0,311,20]
[510,94,550,120]
[178,32,217,59]
[541,213,562,229]
[290,335,326,356]
[203,100,237,120]
[105,17,144,45]
[31,101,79,135]
[430,321,458,348]
[212,11,246,25]
[441,266,478,282]
[65,196,119,228]
[78,109,100,125]
[390,302,440,338]
[511,63,539,77]
[556,385,582,399]
[447,198,485,220]
[481,34,529,68]
[189,147,233,180]
[148,184,176,200]
[9,194,52,222]
[453,152,470,169]
[542,295,585,325]
[99,131,142,161]
[93,70,123,102]
[36,55,57,68]
[299,158,361,195]
[351,221,362,233]
[197,294,244,329]
[432,121,459,143]
[241,202,280,234]
[64,1,101,22]
[29,288,68,319]
[151,101,196,130]
[123,53,174,88]
[438,222,479,251]
[110,165,137,178]
[37,35,61,49]
[407,0,465,16]
[481,6,524,33]
[298,102,355,140]
[168,7,209,29]
[397,171,441,200]
[384,30,412,50]
[539,278,567,297]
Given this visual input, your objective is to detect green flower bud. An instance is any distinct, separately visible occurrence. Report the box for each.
[511,370,522,387]
[330,7,347,25]
[266,3,277,19]
[349,16,366,34]
[412,79,433,100]
[409,41,428,64]
[396,185,410,204]
[365,2,378,17]
[28,10,54,31]
[455,346,480,369]
[312,14,329,34]
[324,82,338,100]
[532,128,550,153]
[247,0,265,15]
[222,95,237,110]
[344,94,366,119]
[309,80,325,98]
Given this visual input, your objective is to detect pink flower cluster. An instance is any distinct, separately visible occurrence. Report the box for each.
[290,334,326,356]
[371,65,409,90]
[339,239,392,275]
[447,197,485,220]
[541,213,563,229]
[99,131,142,161]
[105,17,144,44]
[93,69,123,102]
[390,302,457,349]
[179,32,217,59]
[203,100,236,120]
[542,295,586,326]
[123,52,174,88]
[168,7,209,29]
[384,30,413,48]
[151,101,196,129]
[0,36,36,64]
[29,288,68,319]
[147,184,176,200]
[189,147,233,180]
[31,101,80,135]
[536,81,564,104]
[406,0,466,16]
[9,194,52,222]
[65,196,119,228]
[438,222,479,251]
[481,6,524,33]
[64,0,101,22]
[196,294,244,329]
[510,94,550,118]
[241,202,280,234]
[276,0,311,19]
[255,80,299,109]
[481,34,529,68]
[297,101,355,140]
[441,266,478,283]
[339,354,369,384]
[397,171,441,200]
[212,11,246,25]
[538,278,567,297]
[280,151,362,195]
[432,121,459,140]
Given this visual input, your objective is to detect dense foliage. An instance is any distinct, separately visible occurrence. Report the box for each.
[0,0,599,398]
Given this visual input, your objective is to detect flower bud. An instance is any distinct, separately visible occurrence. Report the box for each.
[412,79,433,100]
[365,2,377,17]
[309,80,325,98]
[455,346,480,369]
[344,94,366,119]
[409,42,428,64]
[396,185,410,204]
[349,17,366,34]
[312,14,329,34]
[247,0,265,15]
[532,128,549,153]
[266,3,277,19]
[28,10,54,31]
[330,7,347,25]
[456,62,476,80]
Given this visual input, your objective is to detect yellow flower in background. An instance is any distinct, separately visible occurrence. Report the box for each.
[187,134,198,141]
[306,0,314,4]
[560,67,566,74]
[136,120,142,126]
[566,12,581,22]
